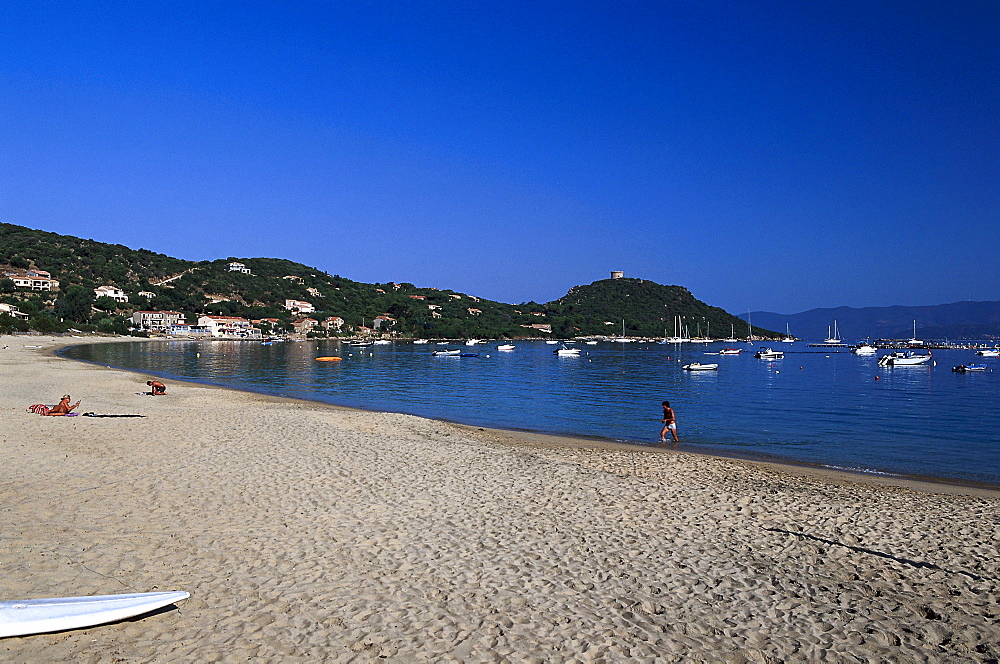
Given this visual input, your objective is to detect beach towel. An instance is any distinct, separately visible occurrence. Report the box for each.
[28,404,50,415]
[81,412,146,418]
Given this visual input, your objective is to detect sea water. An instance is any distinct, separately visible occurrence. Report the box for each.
[61,340,1000,487]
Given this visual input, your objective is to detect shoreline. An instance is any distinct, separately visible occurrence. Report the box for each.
[3,335,998,661]
[57,336,1000,498]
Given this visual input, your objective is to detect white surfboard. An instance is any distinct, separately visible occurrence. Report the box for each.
[0,591,189,638]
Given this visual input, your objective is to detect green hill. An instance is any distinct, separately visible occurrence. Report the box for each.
[541,277,772,338]
[0,222,779,339]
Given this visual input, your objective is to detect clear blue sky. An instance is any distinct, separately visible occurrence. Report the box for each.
[2,1,997,314]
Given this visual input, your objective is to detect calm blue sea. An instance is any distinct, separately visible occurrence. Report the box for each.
[61,340,1000,487]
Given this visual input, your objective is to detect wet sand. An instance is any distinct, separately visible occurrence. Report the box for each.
[1,336,998,662]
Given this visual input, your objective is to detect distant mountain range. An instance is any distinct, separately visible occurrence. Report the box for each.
[746,302,1000,342]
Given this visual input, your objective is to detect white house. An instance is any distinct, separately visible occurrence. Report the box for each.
[372,315,396,330]
[0,303,29,319]
[94,285,129,303]
[3,268,59,291]
[322,316,345,332]
[132,310,185,332]
[196,315,262,338]
[228,262,251,274]
[284,299,315,314]
[292,318,319,334]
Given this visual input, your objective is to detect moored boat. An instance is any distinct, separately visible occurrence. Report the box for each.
[497,344,515,351]
[718,348,742,355]
[852,344,878,356]
[952,364,987,373]
[554,347,581,356]
[682,362,719,371]
[975,348,1000,357]
[432,349,462,356]
[754,348,784,359]
[877,351,932,367]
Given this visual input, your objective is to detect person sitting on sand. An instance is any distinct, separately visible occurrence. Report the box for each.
[44,395,81,416]
[147,380,166,396]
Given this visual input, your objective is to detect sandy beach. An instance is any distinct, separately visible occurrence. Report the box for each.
[1,336,998,662]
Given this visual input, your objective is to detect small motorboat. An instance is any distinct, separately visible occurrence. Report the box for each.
[497,344,515,351]
[852,344,878,356]
[373,340,391,345]
[465,339,481,346]
[554,347,581,356]
[952,364,988,373]
[413,339,430,344]
[432,349,462,356]
[754,348,784,359]
[718,348,742,355]
[976,348,1000,357]
[878,351,932,366]
[682,362,719,371]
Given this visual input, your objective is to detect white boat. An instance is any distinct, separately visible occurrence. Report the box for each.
[782,324,795,343]
[718,348,742,355]
[754,348,784,359]
[585,340,598,345]
[465,339,481,346]
[975,348,1000,357]
[412,339,429,345]
[0,591,189,638]
[373,340,391,345]
[824,321,842,344]
[878,350,932,366]
[554,347,581,356]
[852,343,878,356]
[497,344,515,351]
[545,340,559,345]
[907,320,923,346]
[432,349,462,356]
[682,362,719,371]
[952,364,988,373]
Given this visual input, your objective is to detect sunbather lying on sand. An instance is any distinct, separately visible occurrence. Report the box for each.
[28,395,81,416]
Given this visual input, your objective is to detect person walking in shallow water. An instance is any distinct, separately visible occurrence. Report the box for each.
[660,400,679,443]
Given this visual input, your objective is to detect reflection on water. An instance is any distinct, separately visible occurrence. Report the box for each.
[63,340,1000,486]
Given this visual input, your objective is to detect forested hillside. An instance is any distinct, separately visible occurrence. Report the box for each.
[0,222,779,338]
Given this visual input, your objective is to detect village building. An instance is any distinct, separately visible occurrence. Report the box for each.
[131,310,185,332]
[0,303,29,319]
[373,315,396,330]
[292,318,319,335]
[283,275,304,284]
[228,262,251,274]
[94,285,129,303]
[196,315,261,338]
[137,291,156,299]
[467,308,482,316]
[322,316,345,332]
[2,267,59,291]
[283,299,315,314]
[306,287,323,298]
[522,323,553,333]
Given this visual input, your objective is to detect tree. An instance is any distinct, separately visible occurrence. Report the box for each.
[54,285,95,323]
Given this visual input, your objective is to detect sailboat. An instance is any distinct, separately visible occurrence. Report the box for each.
[824,320,842,344]
[613,320,633,342]
[664,315,687,343]
[907,320,923,346]
[781,323,795,343]
[723,323,738,343]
